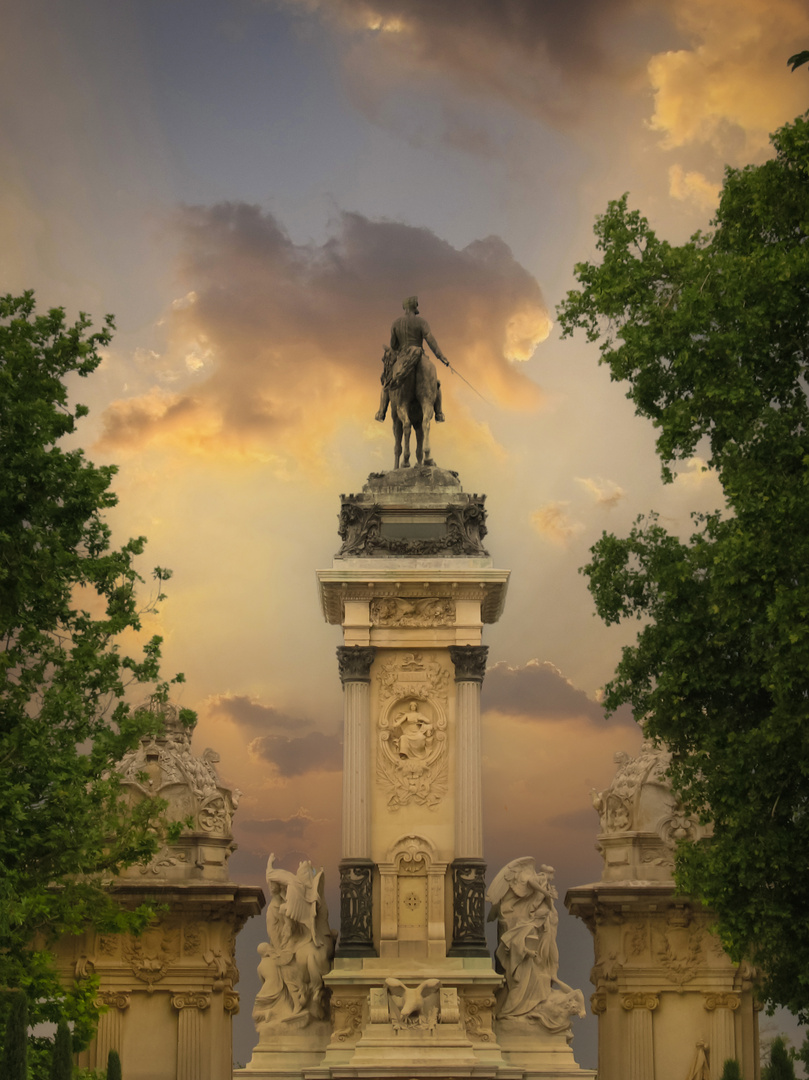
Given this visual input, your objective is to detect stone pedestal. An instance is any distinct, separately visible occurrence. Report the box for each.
[565,742,760,1080]
[264,466,590,1080]
[51,703,263,1080]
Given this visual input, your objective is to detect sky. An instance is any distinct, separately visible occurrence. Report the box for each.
[3,0,809,1069]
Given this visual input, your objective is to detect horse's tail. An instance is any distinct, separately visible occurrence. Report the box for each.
[408,397,423,428]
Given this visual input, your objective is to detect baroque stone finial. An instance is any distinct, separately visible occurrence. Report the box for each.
[337,645,376,684]
[449,645,488,683]
[115,699,241,879]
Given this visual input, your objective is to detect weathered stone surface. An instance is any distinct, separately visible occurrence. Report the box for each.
[51,701,263,1080]
[566,742,760,1080]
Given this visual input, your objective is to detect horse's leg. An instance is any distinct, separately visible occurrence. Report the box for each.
[393,417,402,469]
[416,358,437,467]
[415,423,424,466]
[422,416,434,467]
[402,422,411,467]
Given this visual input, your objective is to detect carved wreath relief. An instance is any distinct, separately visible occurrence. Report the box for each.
[376,653,449,811]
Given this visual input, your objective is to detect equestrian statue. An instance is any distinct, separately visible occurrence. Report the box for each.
[376,295,448,469]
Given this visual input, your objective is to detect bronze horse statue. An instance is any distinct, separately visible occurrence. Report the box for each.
[382,345,440,469]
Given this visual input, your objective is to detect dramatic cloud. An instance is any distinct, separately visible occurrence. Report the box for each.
[648,0,809,157]
[667,164,722,210]
[483,659,634,726]
[99,206,548,467]
[575,476,626,508]
[530,501,582,547]
[204,693,341,777]
[238,809,317,839]
[207,694,311,734]
[248,730,343,777]
[283,0,664,127]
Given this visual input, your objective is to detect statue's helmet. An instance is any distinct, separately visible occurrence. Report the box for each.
[402,295,419,311]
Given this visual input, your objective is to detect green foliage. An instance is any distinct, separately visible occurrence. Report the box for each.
[720,1061,743,1080]
[763,1036,797,1080]
[1,991,28,1080]
[557,114,809,1018]
[788,51,809,72]
[106,1048,123,1080]
[50,1019,73,1080]
[0,292,190,1051]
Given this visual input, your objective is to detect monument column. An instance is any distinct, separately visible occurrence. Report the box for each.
[336,645,377,957]
[448,644,489,957]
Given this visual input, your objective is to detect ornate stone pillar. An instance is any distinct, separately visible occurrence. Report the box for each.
[448,644,488,957]
[91,991,129,1071]
[704,992,740,1078]
[172,993,211,1080]
[337,645,377,957]
[622,993,658,1080]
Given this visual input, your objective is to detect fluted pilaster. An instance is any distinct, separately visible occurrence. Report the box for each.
[622,993,658,1080]
[172,993,211,1080]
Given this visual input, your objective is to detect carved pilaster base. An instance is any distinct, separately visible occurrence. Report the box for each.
[337,859,377,957]
[448,858,489,957]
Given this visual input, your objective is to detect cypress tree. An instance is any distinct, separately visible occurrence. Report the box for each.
[50,1018,72,1080]
[763,1036,796,1080]
[107,1048,123,1080]
[2,991,28,1080]
[720,1061,743,1080]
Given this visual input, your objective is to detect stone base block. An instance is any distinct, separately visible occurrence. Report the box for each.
[495,1020,596,1079]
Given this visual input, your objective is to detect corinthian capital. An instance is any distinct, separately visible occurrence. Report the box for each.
[449,645,488,683]
[337,646,377,684]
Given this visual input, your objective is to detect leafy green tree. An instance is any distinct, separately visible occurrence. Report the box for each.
[106,1049,123,1080]
[720,1061,743,1080]
[0,292,188,1053]
[1,991,28,1080]
[557,113,809,1018]
[50,1019,72,1080]
[763,1036,797,1080]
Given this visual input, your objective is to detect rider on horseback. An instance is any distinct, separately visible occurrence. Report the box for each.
[376,296,448,422]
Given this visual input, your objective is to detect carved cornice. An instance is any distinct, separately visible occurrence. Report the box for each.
[171,992,211,1011]
[703,992,740,1011]
[337,646,377,684]
[622,992,659,1012]
[449,645,488,683]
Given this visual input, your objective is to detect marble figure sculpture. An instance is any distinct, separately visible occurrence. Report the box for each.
[487,857,586,1037]
[252,855,335,1031]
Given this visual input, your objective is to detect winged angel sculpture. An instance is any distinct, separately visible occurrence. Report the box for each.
[252,854,335,1031]
[487,858,585,1038]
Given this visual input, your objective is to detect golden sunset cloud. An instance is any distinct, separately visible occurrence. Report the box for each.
[98,207,548,471]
